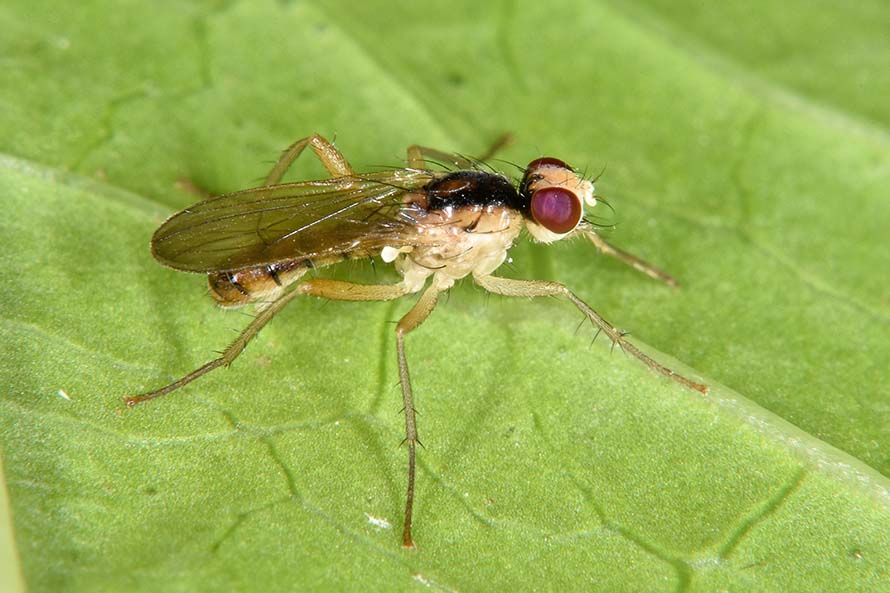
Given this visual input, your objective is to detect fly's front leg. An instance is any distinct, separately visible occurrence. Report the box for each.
[265,134,355,185]
[474,274,708,394]
[406,133,512,170]
[582,229,679,287]
[392,283,441,548]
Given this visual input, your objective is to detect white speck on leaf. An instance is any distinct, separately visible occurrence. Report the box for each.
[364,513,391,530]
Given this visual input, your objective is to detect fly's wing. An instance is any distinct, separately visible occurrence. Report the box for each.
[151,169,437,272]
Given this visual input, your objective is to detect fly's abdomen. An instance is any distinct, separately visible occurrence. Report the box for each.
[208,261,308,307]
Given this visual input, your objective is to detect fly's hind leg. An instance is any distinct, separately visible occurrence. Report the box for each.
[474,274,708,394]
[265,134,355,185]
[126,278,413,406]
[128,136,357,405]
[124,286,305,406]
[175,134,353,199]
[406,133,512,169]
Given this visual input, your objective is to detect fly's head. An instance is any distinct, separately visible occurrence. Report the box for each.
[519,157,596,243]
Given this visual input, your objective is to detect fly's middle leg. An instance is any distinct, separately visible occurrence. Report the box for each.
[406,133,512,170]
[392,283,440,548]
[298,278,441,547]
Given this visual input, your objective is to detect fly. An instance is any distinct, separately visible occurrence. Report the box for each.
[125,133,708,548]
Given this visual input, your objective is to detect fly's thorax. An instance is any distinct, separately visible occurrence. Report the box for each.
[421,170,523,211]
[208,260,308,308]
[519,158,595,243]
[395,204,522,291]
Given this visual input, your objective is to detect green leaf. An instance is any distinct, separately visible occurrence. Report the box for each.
[1,1,888,592]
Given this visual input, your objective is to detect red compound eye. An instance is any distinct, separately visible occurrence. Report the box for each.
[530,187,582,234]
[526,157,572,171]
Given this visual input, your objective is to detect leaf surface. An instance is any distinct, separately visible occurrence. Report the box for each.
[1,1,888,591]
